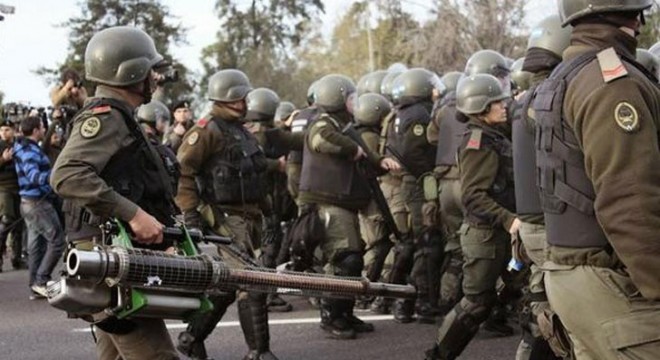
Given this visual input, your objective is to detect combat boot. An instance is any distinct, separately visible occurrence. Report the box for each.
[266,294,293,312]
[392,298,415,323]
[320,299,356,340]
[369,296,392,314]
[344,307,374,333]
[176,332,214,360]
[416,297,441,324]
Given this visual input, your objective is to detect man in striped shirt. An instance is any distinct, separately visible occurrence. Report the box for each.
[13,116,64,299]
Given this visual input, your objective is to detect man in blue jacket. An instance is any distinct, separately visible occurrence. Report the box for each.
[14,116,64,299]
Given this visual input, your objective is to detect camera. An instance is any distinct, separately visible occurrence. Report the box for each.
[156,66,179,86]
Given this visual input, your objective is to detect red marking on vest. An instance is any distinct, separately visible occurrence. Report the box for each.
[197,118,209,128]
[603,64,625,76]
[91,105,111,114]
[467,139,480,148]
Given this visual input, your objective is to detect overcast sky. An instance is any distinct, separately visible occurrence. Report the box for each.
[0,0,556,106]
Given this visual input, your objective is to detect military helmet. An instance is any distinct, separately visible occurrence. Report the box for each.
[527,15,573,57]
[357,70,388,95]
[636,48,660,77]
[245,87,280,122]
[85,26,164,86]
[306,81,318,105]
[354,93,392,127]
[558,0,653,26]
[440,71,464,96]
[456,74,509,115]
[275,101,296,123]
[510,58,532,91]
[207,69,252,102]
[314,74,356,112]
[380,71,403,103]
[649,41,660,58]
[465,50,510,78]
[391,68,442,105]
[137,99,171,125]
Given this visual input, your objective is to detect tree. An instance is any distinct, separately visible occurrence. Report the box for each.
[412,0,527,73]
[201,0,324,106]
[294,1,420,84]
[37,0,192,104]
[639,7,660,49]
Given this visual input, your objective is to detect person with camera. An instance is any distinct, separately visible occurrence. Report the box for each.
[49,69,87,131]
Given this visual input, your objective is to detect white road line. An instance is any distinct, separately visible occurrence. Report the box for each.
[72,315,395,333]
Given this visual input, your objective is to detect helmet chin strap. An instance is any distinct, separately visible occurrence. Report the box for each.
[127,77,153,105]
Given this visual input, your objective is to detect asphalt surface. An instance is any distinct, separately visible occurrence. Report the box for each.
[0,261,519,360]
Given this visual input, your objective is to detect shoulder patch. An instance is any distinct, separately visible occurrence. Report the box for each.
[597,47,628,83]
[413,124,425,136]
[466,129,482,150]
[80,117,102,139]
[90,105,111,115]
[197,117,209,128]
[614,102,639,133]
[187,131,200,145]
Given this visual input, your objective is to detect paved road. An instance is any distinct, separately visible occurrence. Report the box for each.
[0,262,519,360]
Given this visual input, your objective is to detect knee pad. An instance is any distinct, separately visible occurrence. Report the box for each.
[332,251,364,277]
[459,295,495,326]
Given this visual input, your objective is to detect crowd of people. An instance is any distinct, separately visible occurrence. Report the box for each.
[1,1,660,360]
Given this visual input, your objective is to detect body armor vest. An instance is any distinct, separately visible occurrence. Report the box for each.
[434,93,467,167]
[533,51,608,248]
[288,107,318,164]
[397,101,435,178]
[299,114,371,205]
[512,90,543,216]
[197,117,267,206]
[385,110,403,158]
[462,125,516,226]
[64,98,176,246]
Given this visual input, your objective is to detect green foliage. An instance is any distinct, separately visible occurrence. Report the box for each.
[639,7,660,49]
[36,0,192,105]
[201,0,324,106]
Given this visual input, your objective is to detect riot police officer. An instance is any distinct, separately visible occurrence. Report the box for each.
[244,87,295,313]
[534,1,660,358]
[511,14,572,360]
[137,100,181,195]
[298,74,399,339]
[354,93,394,287]
[426,74,518,360]
[390,68,443,324]
[175,70,278,360]
[50,26,179,360]
[424,70,467,317]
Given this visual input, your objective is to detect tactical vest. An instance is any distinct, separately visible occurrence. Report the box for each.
[512,90,543,216]
[397,101,435,177]
[462,124,516,225]
[299,114,370,204]
[149,135,180,197]
[434,93,467,167]
[288,107,318,164]
[196,117,267,206]
[64,98,176,245]
[533,51,609,248]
